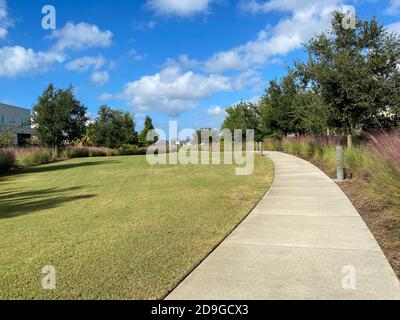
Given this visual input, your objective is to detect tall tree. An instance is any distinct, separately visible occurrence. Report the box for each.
[88,105,138,148]
[33,84,87,149]
[221,101,261,141]
[293,91,330,136]
[194,128,219,144]
[259,73,300,138]
[296,12,400,146]
[138,116,156,147]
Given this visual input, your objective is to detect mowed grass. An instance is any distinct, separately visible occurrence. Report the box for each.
[0,154,273,299]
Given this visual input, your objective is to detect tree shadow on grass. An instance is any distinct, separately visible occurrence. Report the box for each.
[17,159,122,175]
[0,186,96,219]
[0,159,121,219]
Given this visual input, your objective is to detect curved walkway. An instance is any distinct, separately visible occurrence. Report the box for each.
[167,152,400,300]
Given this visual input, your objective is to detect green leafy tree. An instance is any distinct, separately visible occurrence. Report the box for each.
[259,73,300,138]
[296,12,400,146]
[293,91,330,136]
[194,128,219,144]
[33,84,87,149]
[221,101,261,141]
[0,128,15,147]
[138,116,156,147]
[88,105,138,148]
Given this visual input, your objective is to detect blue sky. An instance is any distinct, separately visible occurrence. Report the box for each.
[0,0,399,133]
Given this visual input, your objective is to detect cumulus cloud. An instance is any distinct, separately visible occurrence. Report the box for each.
[91,71,110,86]
[205,0,343,72]
[239,0,341,13]
[0,0,11,39]
[98,93,113,101]
[387,21,400,34]
[65,55,106,72]
[385,0,400,15]
[0,46,64,77]
[50,22,113,52]
[129,49,147,62]
[147,0,214,16]
[121,65,231,116]
[205,106,226,117]
[179,54,200,68]
[233,70,264,91]
[0,21,112,78]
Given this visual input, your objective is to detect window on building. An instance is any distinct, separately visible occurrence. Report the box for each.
[1,115,4,125]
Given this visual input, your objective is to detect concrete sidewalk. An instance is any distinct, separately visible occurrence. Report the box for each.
[167,152,400,300]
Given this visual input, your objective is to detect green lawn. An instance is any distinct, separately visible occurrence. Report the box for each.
[0,154,273,299]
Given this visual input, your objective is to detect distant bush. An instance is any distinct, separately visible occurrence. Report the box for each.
[62,146,117,159]
[0,149,16,174]
[62,146,149,158]
[0,145,150,175]
[15,148,55,168]
[62,147,90,159]
[118,146,148,156]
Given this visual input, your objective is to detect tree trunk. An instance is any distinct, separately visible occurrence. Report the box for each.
[347,134,353,149]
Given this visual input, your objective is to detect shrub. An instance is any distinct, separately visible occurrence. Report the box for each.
[15,148,55,167]
[0,149,16,174]
[119,146,148,156]
[62,147,90,159]
[367,131,400,206]
[62,146,118,159]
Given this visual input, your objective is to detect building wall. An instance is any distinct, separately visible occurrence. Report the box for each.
[0,103,33,146]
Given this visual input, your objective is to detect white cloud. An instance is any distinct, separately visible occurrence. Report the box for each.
[385,0,400,15]
[0,20,112,78]
[0,46,64,77]
[205,0,343,72]
[0,27,6,39]
[233,70,264,91]
[179,54,200,68]
[147,0,214,16]
[0,0,11,39]
[50,22,113,52]
[121,65,231,116]
[239,0,339,13]
[129,49,147,62]
[134,20,158,30]
[91,71,110,86]
[98,93,113,101]
[205,106,226,117]
[387,21,400,34]
[65,55,106,72]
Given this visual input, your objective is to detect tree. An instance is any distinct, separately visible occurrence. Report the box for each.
[33,84,87,149]
[293,91,330,136]
[259,74,300,138]
[138,116,156,147]
[0,128,15,147]
[296,12,400,147]
[88,105,138,148]
[194,128,219,144]
[221,101,261,141]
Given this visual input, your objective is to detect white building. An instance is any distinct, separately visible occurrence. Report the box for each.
[0,103,33,146]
